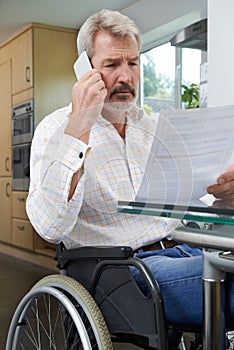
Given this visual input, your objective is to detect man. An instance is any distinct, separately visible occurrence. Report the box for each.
[26,9,234,326]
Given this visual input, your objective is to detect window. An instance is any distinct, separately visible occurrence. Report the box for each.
[140,43,202,113]
[182,48,201,86]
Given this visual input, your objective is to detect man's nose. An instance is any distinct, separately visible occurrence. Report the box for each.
[117,63,131,84]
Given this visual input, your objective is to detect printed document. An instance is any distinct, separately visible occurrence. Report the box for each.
[136,105,234,206]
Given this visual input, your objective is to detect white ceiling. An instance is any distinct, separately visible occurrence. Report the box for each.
[0,0,207,49]
[0,0,139,45]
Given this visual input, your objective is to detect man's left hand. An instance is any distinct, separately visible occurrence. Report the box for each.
[207,168,234,199]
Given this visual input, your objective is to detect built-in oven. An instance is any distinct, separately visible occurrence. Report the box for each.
[12,100,34,191]
[12,100,34,145]
[12,143,31,191]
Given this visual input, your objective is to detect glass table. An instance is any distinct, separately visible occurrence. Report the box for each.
[118,198,234,350]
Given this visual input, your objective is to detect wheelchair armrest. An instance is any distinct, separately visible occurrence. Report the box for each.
[55,243,134,268]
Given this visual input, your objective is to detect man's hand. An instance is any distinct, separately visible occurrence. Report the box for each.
[207,168,234,199]
[65,69,107,143]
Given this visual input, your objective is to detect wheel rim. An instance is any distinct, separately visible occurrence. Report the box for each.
[7,286,92,350]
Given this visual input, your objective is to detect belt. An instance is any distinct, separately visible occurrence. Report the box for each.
[135,239,177,253]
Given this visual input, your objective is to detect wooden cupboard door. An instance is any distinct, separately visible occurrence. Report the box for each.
[11,29,33,94]
[12,219,34,250]
[0,178,12,243]
[0,60,11,176]
[33,26,77,126]
[12,191,29,220]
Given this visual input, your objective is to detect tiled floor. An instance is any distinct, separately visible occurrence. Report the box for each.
[0,252,141,349]
[0,252,55,349]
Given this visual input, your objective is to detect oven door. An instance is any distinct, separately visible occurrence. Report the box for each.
[12,113,33,145]
[12,143,31,191]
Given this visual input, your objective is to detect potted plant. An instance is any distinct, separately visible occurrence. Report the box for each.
[181,83,199,108]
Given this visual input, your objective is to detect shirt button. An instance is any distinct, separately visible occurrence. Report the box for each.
[79,152,83,159]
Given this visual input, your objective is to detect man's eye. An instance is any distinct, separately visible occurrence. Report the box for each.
[129,62,138,66]
[105,63,117,68]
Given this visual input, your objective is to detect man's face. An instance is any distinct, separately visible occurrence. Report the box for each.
[91,31,140,113]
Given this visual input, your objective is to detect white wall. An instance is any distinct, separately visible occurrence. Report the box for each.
[207,0,234,165]
[208,0,234,107]
[123,0,207,50]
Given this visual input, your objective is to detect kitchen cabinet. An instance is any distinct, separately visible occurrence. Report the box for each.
[1,22,77,126]
[12,191,32,250]
[12,191,29,220]
[10,29,33,94]
[0,23,77,259]
[0,179,12,243]
[12,191,55,255]
[0,60,12,244]
[12,219,34,250]
[0,60,11,177]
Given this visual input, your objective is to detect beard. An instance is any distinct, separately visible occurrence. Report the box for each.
[104,83,138,114]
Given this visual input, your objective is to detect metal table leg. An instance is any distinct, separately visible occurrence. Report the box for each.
[173,226,234,350]
[203,249,234,350]
[203,250,226,349]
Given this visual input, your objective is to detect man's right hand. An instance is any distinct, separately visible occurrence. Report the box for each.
[65,69,107,143]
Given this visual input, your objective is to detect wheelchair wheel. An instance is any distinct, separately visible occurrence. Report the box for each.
[6,274,113,350]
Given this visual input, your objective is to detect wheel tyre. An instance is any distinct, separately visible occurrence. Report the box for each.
[32,274,113,350]
[6,274,113,350]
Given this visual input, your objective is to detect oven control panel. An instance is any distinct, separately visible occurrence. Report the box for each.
[12,100,34,118]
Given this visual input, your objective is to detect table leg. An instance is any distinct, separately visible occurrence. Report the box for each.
[203,249,234,350]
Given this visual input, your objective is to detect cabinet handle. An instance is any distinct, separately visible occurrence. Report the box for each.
[25,66,30,82]
[17,197,25,203]
[6,182,10,197]
[5,157,10,172]
[17,225,25,231]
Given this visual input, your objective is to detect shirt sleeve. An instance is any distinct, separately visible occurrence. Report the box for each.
[26,109,90,244]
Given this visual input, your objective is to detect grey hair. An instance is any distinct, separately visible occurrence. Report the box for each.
[77,9,142,58]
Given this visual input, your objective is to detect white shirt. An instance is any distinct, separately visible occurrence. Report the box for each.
[26,104,179,250]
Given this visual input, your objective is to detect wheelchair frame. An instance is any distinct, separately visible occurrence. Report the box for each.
[6,244,200,350]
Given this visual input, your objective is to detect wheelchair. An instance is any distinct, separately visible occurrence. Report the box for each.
[6,243,203,350]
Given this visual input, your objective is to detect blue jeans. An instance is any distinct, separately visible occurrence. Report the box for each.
[131,244,234,327]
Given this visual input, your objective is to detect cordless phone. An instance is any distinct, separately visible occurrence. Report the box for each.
[73,51,92,80]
